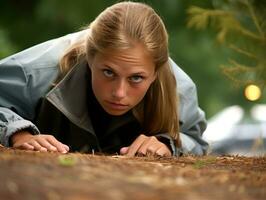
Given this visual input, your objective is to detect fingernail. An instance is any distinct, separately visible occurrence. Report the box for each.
[120,147,128,155]
[64,145,70,151]
[50,146,57,151]
[40,147,47,152]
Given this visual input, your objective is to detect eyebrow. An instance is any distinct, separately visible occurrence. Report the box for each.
[102,64,148,76]
[130,72,146,76]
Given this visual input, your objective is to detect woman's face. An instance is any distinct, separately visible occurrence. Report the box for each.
[89,43,156,116]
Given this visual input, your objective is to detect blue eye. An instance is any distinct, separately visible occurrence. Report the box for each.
[103,69,114,78]
[129,76,143,83]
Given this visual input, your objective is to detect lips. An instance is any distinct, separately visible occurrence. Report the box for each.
[105,101,129,110]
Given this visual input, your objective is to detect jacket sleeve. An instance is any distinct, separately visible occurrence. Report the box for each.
[0,107,40,147]
[0,55,41,147]
[168,58,209,156]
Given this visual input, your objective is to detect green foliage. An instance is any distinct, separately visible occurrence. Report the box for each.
[58,155,78,167]
[0,29,16,58]
[193,157,216,169]
[187,0,266,92]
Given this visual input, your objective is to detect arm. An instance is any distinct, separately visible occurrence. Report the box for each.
[0,55,40,146]
[0,107,39,147]
[0,31,84,150]
[0,56,69,152]
[169,58,209,155]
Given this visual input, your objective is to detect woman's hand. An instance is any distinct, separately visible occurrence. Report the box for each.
[11,131,69,153]
[120,134,171,157]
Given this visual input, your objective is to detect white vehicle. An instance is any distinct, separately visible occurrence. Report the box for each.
[203,104,266,156]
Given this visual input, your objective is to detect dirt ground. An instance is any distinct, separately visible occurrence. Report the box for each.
[0,146,265,200]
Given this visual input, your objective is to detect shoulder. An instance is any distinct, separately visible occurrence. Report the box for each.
[168,58,196,97]
[0,30,89,92]
[0,30,88,73]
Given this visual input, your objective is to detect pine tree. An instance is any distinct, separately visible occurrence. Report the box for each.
[187,0,265,96]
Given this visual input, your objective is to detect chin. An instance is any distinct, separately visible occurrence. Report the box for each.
[104,108,129,116]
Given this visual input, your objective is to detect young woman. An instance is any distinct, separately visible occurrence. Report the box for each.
[0,2,208,157]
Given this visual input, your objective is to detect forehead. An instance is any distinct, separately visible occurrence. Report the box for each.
[94,43,155,74]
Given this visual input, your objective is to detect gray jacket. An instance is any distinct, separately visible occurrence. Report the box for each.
[0,30,208,155]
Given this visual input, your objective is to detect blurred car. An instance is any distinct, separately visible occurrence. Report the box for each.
[203,104,266,156]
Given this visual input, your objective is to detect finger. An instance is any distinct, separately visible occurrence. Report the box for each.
[46,136,68,153]
[15,143,34,151]
[127,134,147,157]
[29,140,47,152]
[146,143,162,156]
[63,144,70,152]
[35,137,57,152]
[137,136,158,156]
[39,147,48,152]
[120,147,129,155]
[155,145,172,157]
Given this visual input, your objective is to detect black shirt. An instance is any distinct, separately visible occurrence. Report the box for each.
[87,83,142,153]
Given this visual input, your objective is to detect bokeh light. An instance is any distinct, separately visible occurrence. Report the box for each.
[244,84,261,101]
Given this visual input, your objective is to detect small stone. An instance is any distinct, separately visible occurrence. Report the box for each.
[175,177,187,186]
[6,181,18,193]
[229,184,236,192]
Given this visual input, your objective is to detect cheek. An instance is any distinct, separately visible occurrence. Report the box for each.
[91,72,109,99]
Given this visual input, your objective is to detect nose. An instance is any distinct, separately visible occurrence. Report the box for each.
[111,79,127,100]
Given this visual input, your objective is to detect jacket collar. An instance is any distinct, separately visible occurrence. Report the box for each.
[46,61,95,134]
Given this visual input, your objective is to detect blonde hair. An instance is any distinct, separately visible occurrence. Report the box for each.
[59,1,180,146]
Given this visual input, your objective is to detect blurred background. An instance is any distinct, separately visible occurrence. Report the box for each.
[0,0,265,156]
